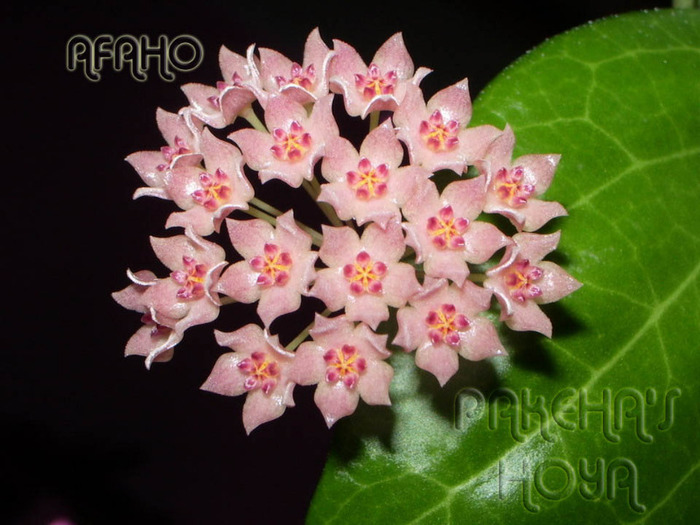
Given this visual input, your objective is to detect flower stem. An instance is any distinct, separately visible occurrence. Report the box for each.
[469,273,486,283]
[241,105,267,133]
[220,296,237,306]
[369,111,380,131]
[250,197,281,217]
[286,308,332,351]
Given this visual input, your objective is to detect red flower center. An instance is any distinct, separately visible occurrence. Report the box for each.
[275,62,316,91]
[426,205,469,249]
[170,256,207,300]
[323,344,367,389]
[346,158,389,200]
[343,251,387,295]
[238,351,280,395]
[419,110,459,152]
[191,168,232,210]
[494,166,535,207]
[504,259,543,302]
[425,303,470,346]
[354,63,397,100]
[271,121,312,162]
[250,244,293,287]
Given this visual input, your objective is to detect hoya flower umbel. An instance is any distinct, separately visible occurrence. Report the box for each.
[393,80,500,174]
[479,125,567,232]
[126,108,203,199]
[289,315,393,427]
[485,231,582,337]
[329,32,431,118]
[310,220,420,329]
[402,176,509,286]
[319,120,428,228]
[258,28,334,105]
[394,278,505,386]
[164,129,254,236]
[230,94,338,187]
[202,325,296,434]
[216,211,317,327]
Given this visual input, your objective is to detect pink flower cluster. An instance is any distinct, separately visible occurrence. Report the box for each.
[113,30,581,433]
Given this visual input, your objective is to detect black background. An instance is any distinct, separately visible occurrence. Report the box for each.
[2,1,669,524]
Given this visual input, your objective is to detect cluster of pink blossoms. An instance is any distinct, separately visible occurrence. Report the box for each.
[113,30,581,434]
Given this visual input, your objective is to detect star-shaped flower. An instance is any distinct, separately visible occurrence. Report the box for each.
[310,220,420,329]
[201,324,296,434]
[402,175,510,286]
[181,44,263,128]
[328,32,431,119]
[112,232,227,367]
[319,119,429,228]
[216,211,317,327]
[393,80,501,174]
[126,108,203,199]
[484,231,582,337]
[394,278,505,386]
[289,315,393,427]
[257,28,334,106]
[478,125,567,231]
[230,94,338,187]
[164,128,254,236]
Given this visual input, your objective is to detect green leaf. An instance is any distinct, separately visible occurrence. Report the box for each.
[308,9,700,524]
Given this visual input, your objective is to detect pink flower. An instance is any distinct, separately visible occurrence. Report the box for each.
[394,278,505,386]
[318,119,429,228]
[126,108,203,199]
[484,231,582,337]
[257,28,334,106]
[112,270,182,365]
[181,44,263,128]
[393,80,501,174]
[289,315,393,427]
[478,125,567,231]
[113,232,226,367]
[402,176,510,286]
[216,211,317,327]
[310,220,420,329]
[229,94,338,187]
[328,32,431,118]
[164,128,254,236]
[201,324,296,434]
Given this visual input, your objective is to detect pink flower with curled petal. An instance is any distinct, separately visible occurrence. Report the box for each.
[112,231,226,367]
[289,315,393,427]
[181,44,263,128]
[393,80,501,174]
[258,28,334,106]
[329,32,431,119]
[310,220,419,330]
[484,231,582,337]
[394,278,506,386]
[319,119,429,228]
[201,325,296,434]
[216,211,317,327]
[125,108,203,199]
[112,270,182,364]
[229,94,338,187]
[402,176,510,286]
[164,128,254,236]
[478,125,567,232]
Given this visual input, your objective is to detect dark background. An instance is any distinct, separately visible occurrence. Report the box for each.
[2,1,670,524]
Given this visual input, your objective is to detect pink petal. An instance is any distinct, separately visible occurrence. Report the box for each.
[200,352,247,396]
[458,318,506,361]
[521,200,568,232]
[415,343,459,387]
[536,261,583,304]
[357,360,393,406]
[314,381,360,427]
